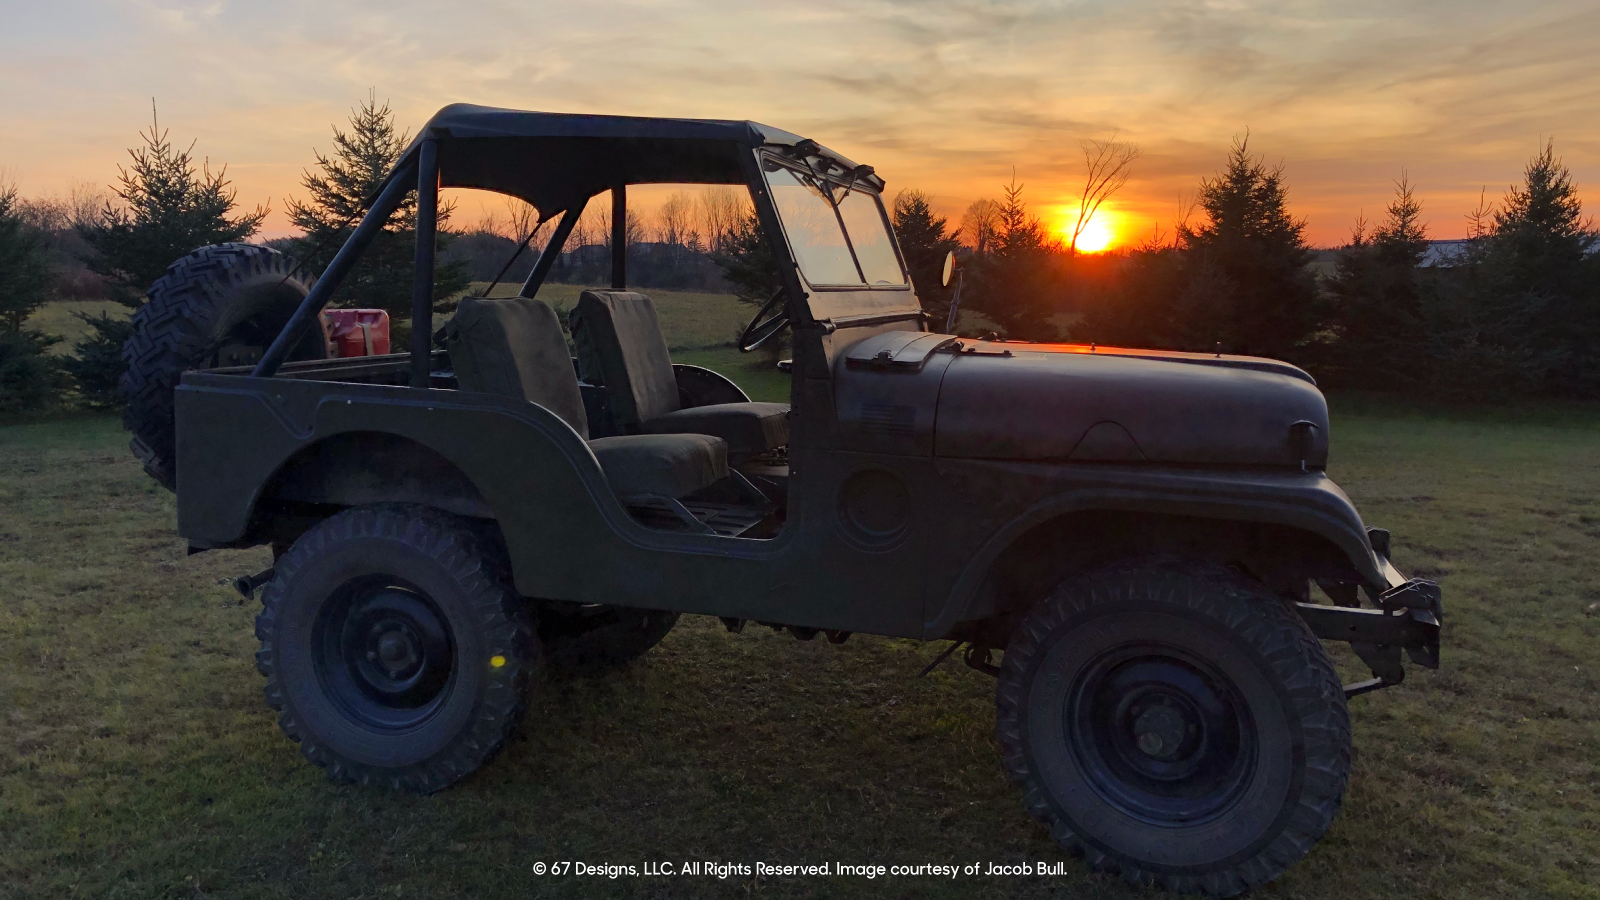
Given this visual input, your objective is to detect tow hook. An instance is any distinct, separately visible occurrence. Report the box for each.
[233,567,275,601]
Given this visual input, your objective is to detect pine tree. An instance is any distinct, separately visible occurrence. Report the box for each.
[1171,135,1319,359]
[710,212,780,306]
[966,175,1065,338]
[0,183,55,334]
[1321,174,1432,388]
[1471,139,1600,394]
[286,93,469,322]
[77,105,267,307]
[0,182,64,411]
[891,189,960,325]
[70,105,264,406]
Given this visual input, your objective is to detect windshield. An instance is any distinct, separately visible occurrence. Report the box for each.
[836,190,905,285]
[763,159,906,288]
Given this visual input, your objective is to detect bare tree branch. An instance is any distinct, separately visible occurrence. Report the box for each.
[1070,132,1141,254]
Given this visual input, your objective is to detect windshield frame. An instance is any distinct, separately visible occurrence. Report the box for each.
[758,152,911,293]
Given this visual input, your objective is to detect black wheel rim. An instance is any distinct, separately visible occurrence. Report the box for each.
[1065,642,1256,825]
[312,578,456,730]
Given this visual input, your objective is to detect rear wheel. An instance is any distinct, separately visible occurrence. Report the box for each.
[255,504,534,793]
[996,561,1350,896]
[538,602,679,675]
[122,243,326,490]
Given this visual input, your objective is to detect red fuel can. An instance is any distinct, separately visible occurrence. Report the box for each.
[323,309,391,357]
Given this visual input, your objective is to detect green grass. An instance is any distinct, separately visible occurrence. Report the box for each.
[470,282,756,352]
[469,283,793,402]
[24,300,128,355]
[3,394,1599,896]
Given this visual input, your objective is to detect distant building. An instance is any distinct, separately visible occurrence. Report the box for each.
[1418,240,1472,268]
[1418,236,1599,268]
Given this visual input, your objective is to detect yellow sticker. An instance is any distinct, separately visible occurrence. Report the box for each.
[489,655,506,668]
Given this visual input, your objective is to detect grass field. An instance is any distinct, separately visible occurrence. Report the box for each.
[23,300,127,356]
[473,282,792,402]
[25,286,791,404]
[3,346,1599,895]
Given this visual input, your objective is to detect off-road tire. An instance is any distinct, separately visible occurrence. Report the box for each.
[538,603,679,675]
[122,243,325,490]
[996,560,1350,897]
[255,504,535,793]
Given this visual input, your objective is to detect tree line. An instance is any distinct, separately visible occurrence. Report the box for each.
[2,97,1595,414]
[885,136,1598,400]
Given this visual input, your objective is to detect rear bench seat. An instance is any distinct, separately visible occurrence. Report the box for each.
[443,296,727,502]
[569,290,789,454]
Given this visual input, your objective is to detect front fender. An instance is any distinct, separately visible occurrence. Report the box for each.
[924,460,1386,637]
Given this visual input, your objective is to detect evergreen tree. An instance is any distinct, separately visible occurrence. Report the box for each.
[710,211,781,316]
[1171,135,1319,359]
[966,175,1065,339]
[891,189,960,326]
[709,211,783,355]
[1321,175,1432,388]
[70,105,265,406]
[0,182,64,411]
[78,106,267,307]
[0,183,55,333]
[1471,139,1599,394]
[286,93,469,322]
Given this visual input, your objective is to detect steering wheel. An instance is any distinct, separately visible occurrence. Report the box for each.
[739,287,791,352]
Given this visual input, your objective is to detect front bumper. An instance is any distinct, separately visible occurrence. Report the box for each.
[1295,548,1442,698]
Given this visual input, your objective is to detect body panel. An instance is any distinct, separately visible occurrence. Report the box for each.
[178,369,1384,643]
[935,342,1330,467]
[177,372,934,639]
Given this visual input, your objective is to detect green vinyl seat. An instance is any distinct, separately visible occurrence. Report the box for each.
[569,290,790,454]
[443,295,727,501]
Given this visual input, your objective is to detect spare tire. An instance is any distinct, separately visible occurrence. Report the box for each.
[121,243,327,490]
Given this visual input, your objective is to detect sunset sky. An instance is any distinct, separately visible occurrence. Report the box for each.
[4,0,1597,249]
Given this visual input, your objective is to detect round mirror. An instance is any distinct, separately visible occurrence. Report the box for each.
[941,250,957,287]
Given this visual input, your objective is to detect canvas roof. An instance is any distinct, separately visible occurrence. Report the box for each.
[389,103,873,218]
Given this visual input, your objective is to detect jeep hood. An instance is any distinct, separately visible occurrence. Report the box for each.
[933,341,1328,467]
[835,333,1330,467]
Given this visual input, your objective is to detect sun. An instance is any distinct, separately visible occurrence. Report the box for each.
[1058,208,1120,253]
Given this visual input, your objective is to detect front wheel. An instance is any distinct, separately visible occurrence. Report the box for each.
[996,561,1350,897]
[255,504,535,793]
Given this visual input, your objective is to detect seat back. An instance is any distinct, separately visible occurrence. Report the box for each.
[570,290,680,430]
[443,296,588,439]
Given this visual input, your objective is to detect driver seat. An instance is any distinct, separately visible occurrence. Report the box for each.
[570,290,790,454]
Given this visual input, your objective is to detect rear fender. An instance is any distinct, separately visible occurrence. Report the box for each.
[176,373,630,597]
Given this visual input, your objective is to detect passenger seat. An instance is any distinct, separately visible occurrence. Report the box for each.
[443,295,727,502]
[569,291,790,454]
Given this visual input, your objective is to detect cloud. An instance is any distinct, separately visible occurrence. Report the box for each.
[0,0,1593,242]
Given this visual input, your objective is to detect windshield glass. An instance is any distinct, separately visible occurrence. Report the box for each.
[764,165,862,285]
[763,159,909,288]
[837,190,906,285]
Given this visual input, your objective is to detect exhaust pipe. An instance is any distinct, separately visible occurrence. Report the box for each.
[233,567,275,601]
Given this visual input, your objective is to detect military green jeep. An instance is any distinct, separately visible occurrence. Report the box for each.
[121,104,1441,896]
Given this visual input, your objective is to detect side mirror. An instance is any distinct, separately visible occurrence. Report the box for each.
[941,250,957,287]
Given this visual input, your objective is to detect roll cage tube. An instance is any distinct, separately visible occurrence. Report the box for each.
[410,140,439,389]
[519,207,583,299]
[740,148,812,332]
[253,156,421,379]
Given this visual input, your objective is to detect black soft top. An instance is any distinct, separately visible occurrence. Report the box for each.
[390,103,874,217]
